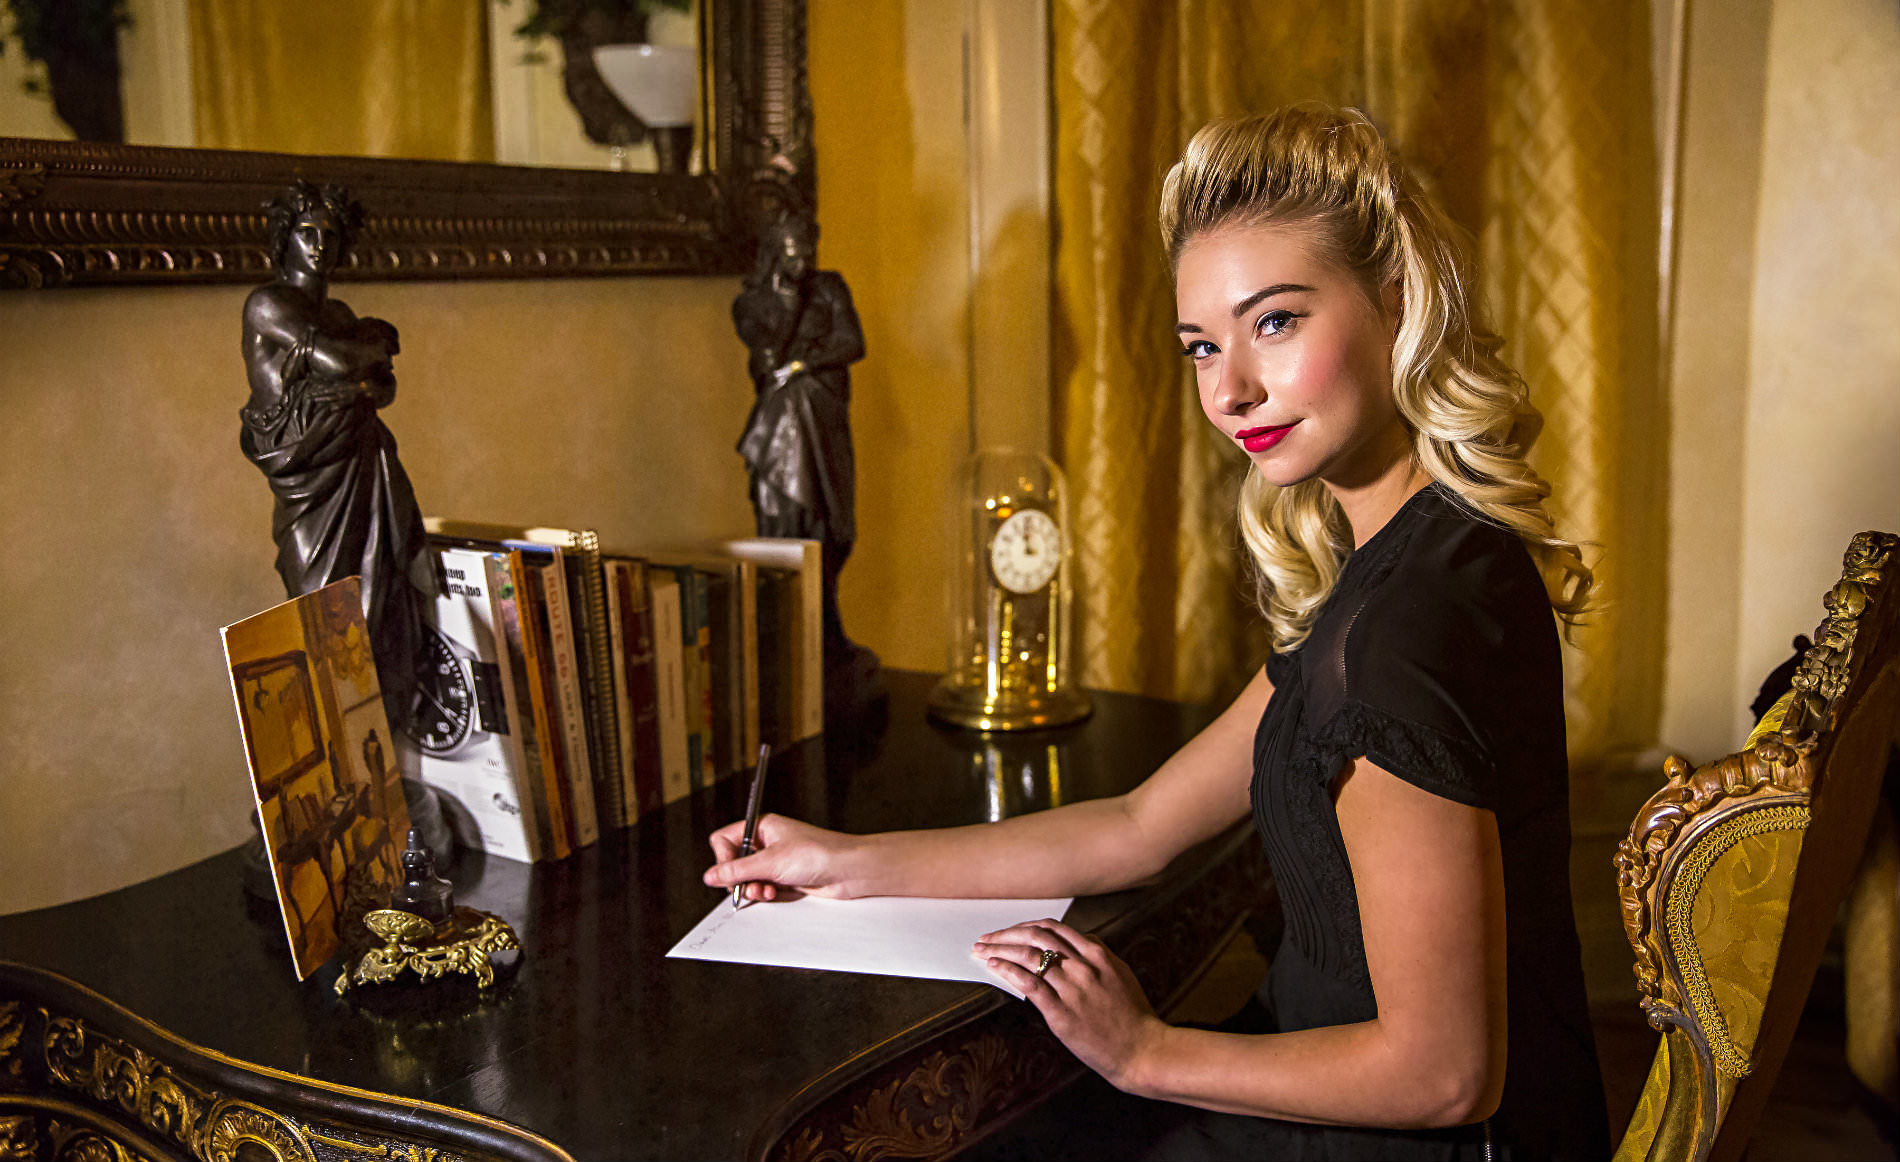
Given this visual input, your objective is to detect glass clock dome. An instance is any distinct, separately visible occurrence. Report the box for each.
[927,450,1091,731]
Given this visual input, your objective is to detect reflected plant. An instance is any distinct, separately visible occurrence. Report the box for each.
[0,0,132,141]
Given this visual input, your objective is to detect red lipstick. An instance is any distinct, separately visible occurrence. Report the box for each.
[1236,422,1297,453]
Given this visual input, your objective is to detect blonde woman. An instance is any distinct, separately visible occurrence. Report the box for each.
[705,104,1608,1160]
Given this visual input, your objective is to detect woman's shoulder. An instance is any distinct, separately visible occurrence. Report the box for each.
[1356,484,1550,638]
[1332,486,1559,726]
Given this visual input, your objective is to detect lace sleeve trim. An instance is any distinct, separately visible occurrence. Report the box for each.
[1310,699,1497,810]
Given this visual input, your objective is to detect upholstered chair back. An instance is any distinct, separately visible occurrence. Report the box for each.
[1614,531,1900,1162]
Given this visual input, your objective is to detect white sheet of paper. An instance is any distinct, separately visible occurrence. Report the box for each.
[667,894,1075,999]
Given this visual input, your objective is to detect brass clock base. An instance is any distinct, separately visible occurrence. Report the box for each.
[926,678,1092,732]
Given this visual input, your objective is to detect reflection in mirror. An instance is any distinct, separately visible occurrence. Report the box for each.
[0,0,705,174]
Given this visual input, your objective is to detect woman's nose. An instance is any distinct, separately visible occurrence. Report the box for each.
[1211,351,1264,416]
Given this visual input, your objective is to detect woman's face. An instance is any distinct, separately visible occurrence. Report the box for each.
[1174,221,1406,491]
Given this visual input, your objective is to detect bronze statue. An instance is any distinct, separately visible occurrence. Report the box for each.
[732,214,881,717]
[240,182,432,729]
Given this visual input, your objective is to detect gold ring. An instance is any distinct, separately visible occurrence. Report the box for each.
[1034,948,1062,978]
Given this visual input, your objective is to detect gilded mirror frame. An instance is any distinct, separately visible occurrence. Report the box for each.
[0,0,809,289]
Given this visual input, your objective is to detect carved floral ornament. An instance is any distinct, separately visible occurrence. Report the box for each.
[0,999,497,1162]
[1612,531,1896,1049]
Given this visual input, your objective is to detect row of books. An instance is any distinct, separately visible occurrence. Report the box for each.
[410,519,824,863]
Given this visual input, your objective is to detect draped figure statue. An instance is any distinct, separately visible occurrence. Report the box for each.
[732,214,881,719]
[239,182,432,727]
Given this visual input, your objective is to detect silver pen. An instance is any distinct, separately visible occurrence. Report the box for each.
[732,743,773,909]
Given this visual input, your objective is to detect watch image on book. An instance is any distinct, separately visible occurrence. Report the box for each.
[409,625,508,758]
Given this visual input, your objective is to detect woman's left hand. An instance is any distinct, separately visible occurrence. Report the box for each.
[973,918,1165,1093]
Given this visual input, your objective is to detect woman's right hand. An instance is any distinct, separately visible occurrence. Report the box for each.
[702,814,863,903]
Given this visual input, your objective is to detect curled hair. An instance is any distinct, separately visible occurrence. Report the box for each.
[264,180,364,272]
[1159,104,1592,650]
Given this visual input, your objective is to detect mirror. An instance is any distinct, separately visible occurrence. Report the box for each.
[0,0,810,287]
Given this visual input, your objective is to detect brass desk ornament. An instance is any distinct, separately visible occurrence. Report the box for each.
[335,830,521,996]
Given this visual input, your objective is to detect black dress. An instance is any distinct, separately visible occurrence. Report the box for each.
[969,483,1609,1162]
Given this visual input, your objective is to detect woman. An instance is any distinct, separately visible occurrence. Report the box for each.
[704,105,1609,1160]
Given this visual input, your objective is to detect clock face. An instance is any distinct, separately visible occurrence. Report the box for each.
[408,627,474,755]
[990,508,1062,595]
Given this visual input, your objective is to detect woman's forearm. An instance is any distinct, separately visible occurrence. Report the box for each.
[1128,1019,1496,1130]
[837,796,1171,901]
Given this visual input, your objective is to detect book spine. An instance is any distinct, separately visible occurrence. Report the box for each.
[603,560,638,828]
[736,560,760,763]
[669,566,705,790]
[706,570,735,780]
[793,541,823,740]
[483,554,554,862]
[648,574,691,804]
[618,560,664,817]
[571,532,625,827]
[540,557,600,846]
[508,552,571,858]
[520,565,579,852]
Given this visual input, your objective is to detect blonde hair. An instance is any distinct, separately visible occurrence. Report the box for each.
[1159,104,1591,651]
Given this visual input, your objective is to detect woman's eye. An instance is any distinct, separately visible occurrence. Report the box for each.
[1180,339,1217,360]
[1256,310,1300,338]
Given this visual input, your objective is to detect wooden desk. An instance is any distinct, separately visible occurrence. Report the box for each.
[0,672,1272,1160]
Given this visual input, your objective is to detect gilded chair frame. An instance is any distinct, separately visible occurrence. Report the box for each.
[1614,531,1900,1162]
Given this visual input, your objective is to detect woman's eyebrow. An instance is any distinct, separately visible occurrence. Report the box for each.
[1177,282,1317,334]
[1231,282,1315,318]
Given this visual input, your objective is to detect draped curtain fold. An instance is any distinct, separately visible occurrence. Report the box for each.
[188,0,494,162]
[1052,0,1663,773]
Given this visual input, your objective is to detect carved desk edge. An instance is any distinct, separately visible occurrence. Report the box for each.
[748,823,1275,1162]
[0,0,814,289]
[0,960,573,1162]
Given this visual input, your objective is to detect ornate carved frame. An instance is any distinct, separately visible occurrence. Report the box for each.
[1612,531,1898,1161]
[0,0,810,290]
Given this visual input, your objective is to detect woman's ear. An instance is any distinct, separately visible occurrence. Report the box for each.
[1380,279,1403,334]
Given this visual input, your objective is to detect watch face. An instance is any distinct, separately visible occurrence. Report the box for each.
[409,627,474,755]
[990,508,1062,595]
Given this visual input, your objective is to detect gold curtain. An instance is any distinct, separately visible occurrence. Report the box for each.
[1052,0,1663,773]
[189,0,494,162]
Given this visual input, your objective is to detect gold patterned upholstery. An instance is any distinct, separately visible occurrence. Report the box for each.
[1613,531,1900,1162]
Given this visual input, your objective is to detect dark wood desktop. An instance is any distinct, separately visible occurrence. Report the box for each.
[0,672,1274,1161]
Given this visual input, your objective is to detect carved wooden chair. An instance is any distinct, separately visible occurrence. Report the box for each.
[1614,530,1900,1162]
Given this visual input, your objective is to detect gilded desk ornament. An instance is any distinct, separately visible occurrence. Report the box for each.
[0,1116,33,1162]
[336,832,520,995]
[335,909,521,996]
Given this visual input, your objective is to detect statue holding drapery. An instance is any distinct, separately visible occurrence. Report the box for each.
[238,181,433,731]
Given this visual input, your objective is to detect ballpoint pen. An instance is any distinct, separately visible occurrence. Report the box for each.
[732,743,772,909]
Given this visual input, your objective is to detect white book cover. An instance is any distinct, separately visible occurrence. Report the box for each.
[649,572,691,804]
[414,547,540,863]
[722,537,822,740]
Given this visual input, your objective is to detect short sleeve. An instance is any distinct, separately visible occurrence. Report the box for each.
[1299,507,1553,813]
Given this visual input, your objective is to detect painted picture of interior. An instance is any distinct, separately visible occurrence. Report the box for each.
[223,577,410,980]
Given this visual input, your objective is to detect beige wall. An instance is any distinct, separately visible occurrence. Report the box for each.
[0,279,759,913]
[1661,0,1900,762]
